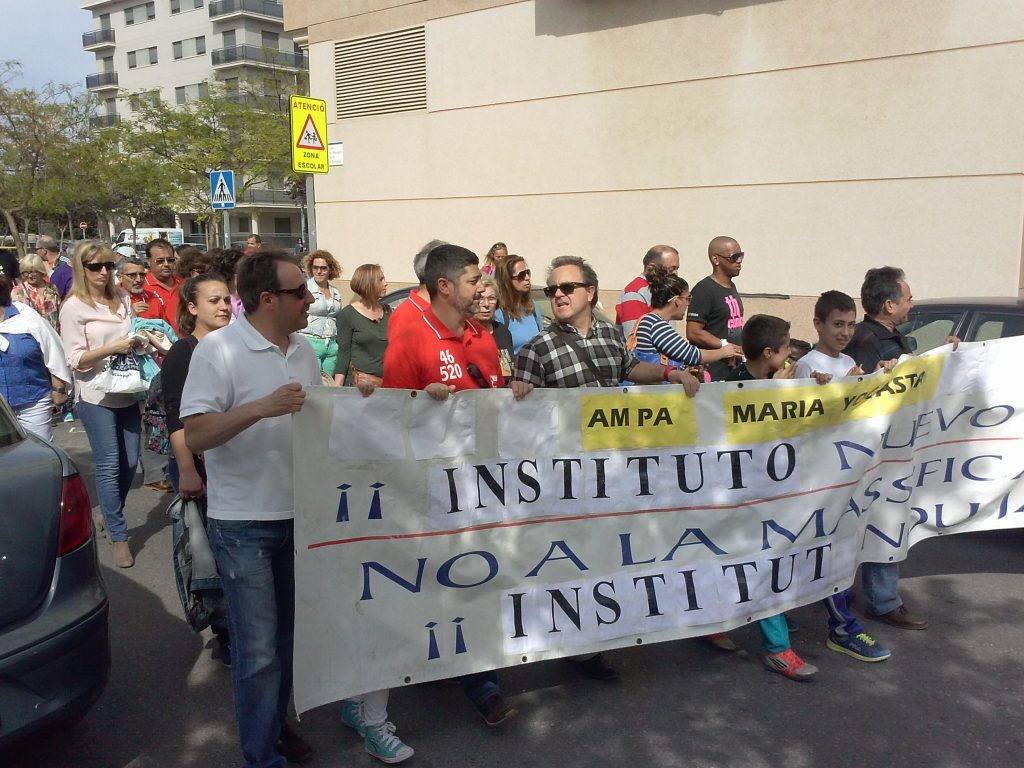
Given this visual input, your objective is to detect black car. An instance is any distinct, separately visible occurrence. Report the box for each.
[898,298,1024,354]
[0,397,110,749]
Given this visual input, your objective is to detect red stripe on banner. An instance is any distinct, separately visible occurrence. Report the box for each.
[306,435,1022,550]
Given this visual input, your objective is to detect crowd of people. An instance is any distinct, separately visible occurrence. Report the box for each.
[0,232,934,768]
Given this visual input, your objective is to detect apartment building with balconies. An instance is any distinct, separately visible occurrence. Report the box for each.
[81,0,308,247]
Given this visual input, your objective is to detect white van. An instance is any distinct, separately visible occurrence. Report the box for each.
[114,228,185,248]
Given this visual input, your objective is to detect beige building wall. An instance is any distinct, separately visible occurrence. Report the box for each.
[288,0,1024,339]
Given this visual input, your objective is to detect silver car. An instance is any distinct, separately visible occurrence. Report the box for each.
[0,396,110,748]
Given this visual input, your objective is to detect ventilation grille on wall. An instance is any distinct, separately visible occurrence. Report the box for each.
[334,26,426,120]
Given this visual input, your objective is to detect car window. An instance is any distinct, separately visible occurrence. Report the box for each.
[973,312,1024,343]
[0,399,25,448]
[899,310,961,354]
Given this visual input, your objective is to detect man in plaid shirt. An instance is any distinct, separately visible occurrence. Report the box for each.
[510,255,699,680]
[512,255,701,392]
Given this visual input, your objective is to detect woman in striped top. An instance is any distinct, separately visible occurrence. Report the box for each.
[631,263,743,373]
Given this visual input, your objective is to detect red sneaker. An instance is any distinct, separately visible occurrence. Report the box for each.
[764,648,818,681]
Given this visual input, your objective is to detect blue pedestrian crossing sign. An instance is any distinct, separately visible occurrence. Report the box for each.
[210,170,235,210]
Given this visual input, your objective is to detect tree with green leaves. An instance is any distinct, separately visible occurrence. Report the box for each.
[0,61,95,257]
[120,82,295,247]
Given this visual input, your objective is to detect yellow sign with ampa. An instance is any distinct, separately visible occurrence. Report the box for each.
[581,392,697,451]
[724,355,944,444]
[290,95,329,174]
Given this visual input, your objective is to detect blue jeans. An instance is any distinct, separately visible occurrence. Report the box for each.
[76,401,141,543]
[862,562,902,614]
[209,519,295,768]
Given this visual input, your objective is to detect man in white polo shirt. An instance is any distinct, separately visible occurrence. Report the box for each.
[181,249,320,768]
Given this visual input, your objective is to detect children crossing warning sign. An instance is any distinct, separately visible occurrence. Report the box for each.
[290,95,329,174]
[296,115,325,151]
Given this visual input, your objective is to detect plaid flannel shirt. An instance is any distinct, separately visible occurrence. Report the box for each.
[512,318,638,388]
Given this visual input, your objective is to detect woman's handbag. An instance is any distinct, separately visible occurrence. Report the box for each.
[347,361,383,388]
[85,352,149,395]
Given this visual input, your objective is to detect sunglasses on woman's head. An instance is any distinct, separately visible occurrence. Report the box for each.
[84,261,116,273]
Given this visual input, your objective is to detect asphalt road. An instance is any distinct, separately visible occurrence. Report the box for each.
[5,420,1024,768]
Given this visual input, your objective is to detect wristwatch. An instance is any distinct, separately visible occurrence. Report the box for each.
[51,385,68,394]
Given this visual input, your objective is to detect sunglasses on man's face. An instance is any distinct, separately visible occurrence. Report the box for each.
[716,252,744,263]
[274,284,309,300]
[84,261,116,273]
[542,281,590,298]
[512,269,531,281]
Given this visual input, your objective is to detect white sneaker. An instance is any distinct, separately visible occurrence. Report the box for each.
[364,722,414,764]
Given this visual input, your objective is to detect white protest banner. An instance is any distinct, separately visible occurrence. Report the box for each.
[293,339,1024,714]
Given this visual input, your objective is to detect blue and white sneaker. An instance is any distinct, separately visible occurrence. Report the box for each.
[364,722,414,764]
[827,631,891,662]
[340,698,368,737]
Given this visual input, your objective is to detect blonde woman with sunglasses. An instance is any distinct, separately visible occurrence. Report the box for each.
[59,241,147,568]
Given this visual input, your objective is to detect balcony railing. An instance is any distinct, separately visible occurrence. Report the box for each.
[86,72,119,89]
[89,114,120,129]
[212,45,307,70]
[238,188,297,205]
[223,91,289,110]
[82,28,116,48]
[209,0,283,20]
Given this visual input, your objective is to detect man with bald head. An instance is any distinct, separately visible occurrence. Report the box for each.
[686,236,745,380]
[614,244,680,339]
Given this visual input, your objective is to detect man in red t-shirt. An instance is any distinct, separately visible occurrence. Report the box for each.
[380,243,513,727]
[387,239,445,341]
[140,239,183,333]
[384,243,501,393]
[614,244,680,339]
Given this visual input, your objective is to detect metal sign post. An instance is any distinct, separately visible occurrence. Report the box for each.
[210,169,236,250]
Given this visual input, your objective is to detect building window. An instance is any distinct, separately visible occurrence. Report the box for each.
[175,82,209,105]
[125,2,155,25]
[237,216,250,232]
[223,30,236,48]
[99,12,111,30]
[127,46,158,69]
[261,31,279,50]
[173,36,205,60]
[129,90,160,112]
[171,0,203,15]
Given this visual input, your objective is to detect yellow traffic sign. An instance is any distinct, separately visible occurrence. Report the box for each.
[290,95,329,174]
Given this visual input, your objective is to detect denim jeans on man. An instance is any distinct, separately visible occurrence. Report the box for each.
[209,518,295,768]
[76,401,141,542]
[862,562,902,614]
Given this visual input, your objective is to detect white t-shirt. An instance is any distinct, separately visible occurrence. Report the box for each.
[179,314,321,521]
[794,348,857,379]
